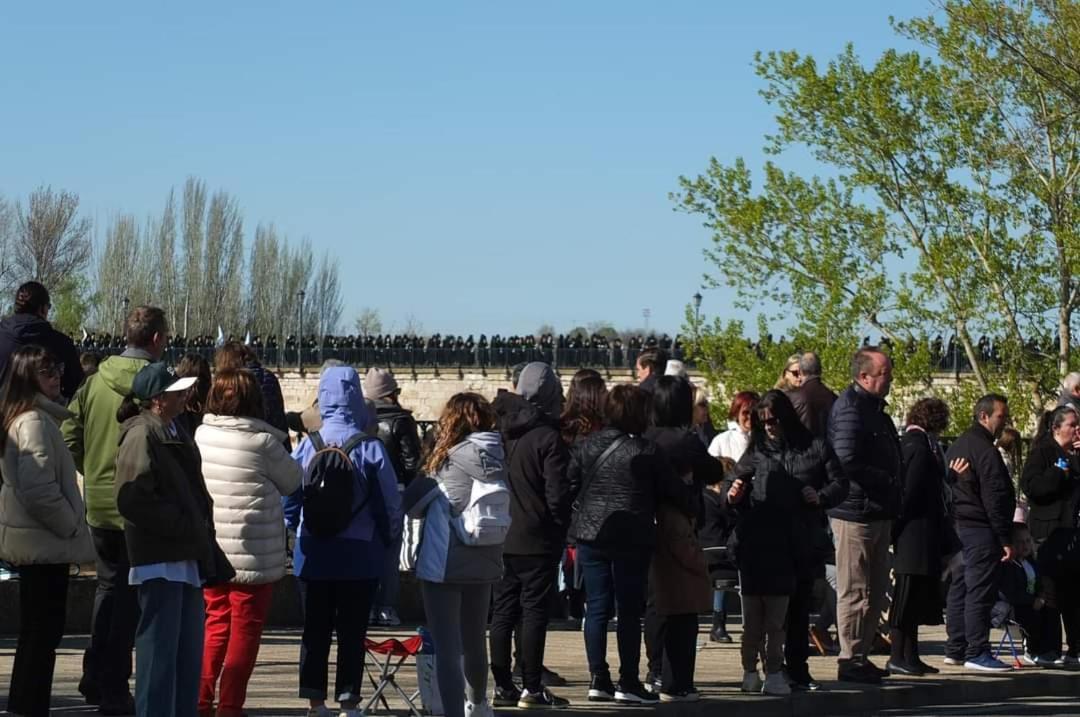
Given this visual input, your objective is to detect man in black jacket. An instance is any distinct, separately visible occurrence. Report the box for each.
[363,367,421,627]
[0,281,83,400]
[489,362,572,709]
[786,352,837,437]
[827,347,901,684]
[635,347,667,394]
[944,393,1016,671]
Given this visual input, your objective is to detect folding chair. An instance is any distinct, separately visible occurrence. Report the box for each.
[363,635,425,717]
[991,601,1024,669]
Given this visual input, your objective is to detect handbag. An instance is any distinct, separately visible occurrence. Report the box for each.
[572,435,631,513]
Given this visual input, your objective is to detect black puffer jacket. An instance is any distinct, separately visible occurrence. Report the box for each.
[0,313,83,399]
[732,435,845,581]
[1020,433,1080,543]
[946,423,1016,546]
[644,425,723,516]
[492,391,572,556]
[373,400,421,485]
[567,427,689,550]
[826,384,901,523]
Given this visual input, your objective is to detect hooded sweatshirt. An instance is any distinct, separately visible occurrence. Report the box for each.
[284,366,403,580]
[403,432,508,583]
[62,350,153,530]
[0,313,84,400]
[492,364,571,556]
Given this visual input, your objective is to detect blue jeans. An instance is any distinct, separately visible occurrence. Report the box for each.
[577,543,650,685]
[135,579,205,717]
[713,590,726,612]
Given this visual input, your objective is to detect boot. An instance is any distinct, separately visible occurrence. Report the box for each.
[709,611,732,643]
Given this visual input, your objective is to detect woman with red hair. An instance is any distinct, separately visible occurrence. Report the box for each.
[708,391,760,461]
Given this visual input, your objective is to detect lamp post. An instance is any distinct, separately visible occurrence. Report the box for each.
[121,296,130,335]
[297,289,306,373]
[642,308,651,335]
[692,292,702,325]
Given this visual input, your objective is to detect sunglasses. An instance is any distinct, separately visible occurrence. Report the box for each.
[761,416,780,427]
[786,369,801,377]
[38,364,65,379]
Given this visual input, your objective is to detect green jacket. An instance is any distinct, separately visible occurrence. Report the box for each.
[62,354,150,530]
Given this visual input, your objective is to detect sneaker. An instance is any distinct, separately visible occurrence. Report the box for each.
[377,607,401,627]
[518,688,570,710]
[762,672,792,696]
[587,674,615,702]
[943,656,964,666]
[642,673,661,694]
[963,652,1013,672]
[1021,652,1037,666]
[659,689,701,703]
[787,671,822,692]
[305,707,332,717]
[886,659,924,676]
[339,709,362,717]
[512,665,569,688]
[1055,654,1080,669]
[465,701,495,717]
[1034,653,1065,668]
[915,658,940,675]
[740,671,764,693]
[614,682,659,705]
[493,685,522,708]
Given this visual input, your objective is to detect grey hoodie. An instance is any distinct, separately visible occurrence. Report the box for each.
[404,431,509,583]
[517,362,562,418]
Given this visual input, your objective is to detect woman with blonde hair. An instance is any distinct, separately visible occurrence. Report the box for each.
[402,392,508,717]
[774,354,803,391]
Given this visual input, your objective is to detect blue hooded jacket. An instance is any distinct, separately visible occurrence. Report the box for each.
[284,366,402,580]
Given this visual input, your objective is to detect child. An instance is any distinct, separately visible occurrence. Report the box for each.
[701,457,735,643]
[999,522,1056,665]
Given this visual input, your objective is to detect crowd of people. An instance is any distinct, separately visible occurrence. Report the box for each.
[2,280,1080,717]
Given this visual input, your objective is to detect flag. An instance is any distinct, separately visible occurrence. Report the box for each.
[216,326,225,347]
[244,330,251,346]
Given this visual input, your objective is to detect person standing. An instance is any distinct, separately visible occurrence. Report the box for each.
[0,346,95,717]
[363,367,421,628]
[635,348,667,394]
[0,281,84,400]
[195,369,303,717]
[785,352,837,437]
[1021,405,1080,664]
[489,362,571,709]
[888,398,964,676]
[707,391,759,462]
[214,342,289,438]
[114,362,230,717]
[944,394,1016,672]
[827,347,901,684]
[64,306,168,714]
[285,366,402,717]
[568,385,688,706]
[402,393,508,717]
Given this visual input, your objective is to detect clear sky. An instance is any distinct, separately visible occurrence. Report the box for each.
[0,2,926,337]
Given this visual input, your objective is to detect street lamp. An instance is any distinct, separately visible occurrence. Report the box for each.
[121,296,130,335]
[692,292,702,324]
[297,289,306,373]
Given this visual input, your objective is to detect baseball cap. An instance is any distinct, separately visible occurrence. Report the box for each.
[132,362,197,401]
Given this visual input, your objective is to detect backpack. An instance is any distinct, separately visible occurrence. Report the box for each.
[448,453,512,546]
[302,430,377,539]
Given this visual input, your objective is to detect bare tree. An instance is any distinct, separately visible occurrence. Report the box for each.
[355,307,383,336]
[310,251,343,338]
[275,239,314,339]
[245,223,282,337]
[401,313,424,338]
[14,186,92,290]
[151,191,180,331]
[180,178,206,337]
[95,214,142,333]
[0,195,18,301]
[201,190,244,335]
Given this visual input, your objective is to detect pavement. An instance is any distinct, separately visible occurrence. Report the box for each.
[2,623,1078,716]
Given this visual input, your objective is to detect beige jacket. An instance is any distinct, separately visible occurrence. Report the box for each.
[0,395,94,565]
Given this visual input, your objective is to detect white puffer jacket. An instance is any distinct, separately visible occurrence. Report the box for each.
[0,395,95,566]
[195,414,302,585]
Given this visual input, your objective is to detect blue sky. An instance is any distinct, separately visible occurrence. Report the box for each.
[0,2,927,337]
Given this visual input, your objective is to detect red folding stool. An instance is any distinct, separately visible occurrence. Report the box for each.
[363,635,426,716]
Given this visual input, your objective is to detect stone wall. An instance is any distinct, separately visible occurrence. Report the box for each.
[278,368,707,421]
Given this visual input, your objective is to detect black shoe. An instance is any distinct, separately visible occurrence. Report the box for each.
[614,682,659,705]
[98,694,136,716]
[588,674,616,702]
[512,665,569,688]
[518,688,570,709]
[493,685,522,708]
[709,611,733,643]
[837,659,882,685]
[886,659,924,677]
[860,656,888,677]
[788,670,822,692]
[79,677,102,706]
[915,658,940,675]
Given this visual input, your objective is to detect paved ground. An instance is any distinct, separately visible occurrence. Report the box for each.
[2,623,1078,716]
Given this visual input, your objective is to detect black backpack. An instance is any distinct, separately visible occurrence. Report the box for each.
[302,430,377,539]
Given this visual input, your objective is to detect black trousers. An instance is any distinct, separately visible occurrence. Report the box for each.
[298,578,378,703]
[660,614,699,693]
[8,563,69,717]
[83,527,139,701]
[946,528,1001,660]
[490,553,558,693]
[784,578,814,680]
[1013,604,1055,656]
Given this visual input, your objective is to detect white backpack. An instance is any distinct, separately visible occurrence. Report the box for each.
[451,478,512,546]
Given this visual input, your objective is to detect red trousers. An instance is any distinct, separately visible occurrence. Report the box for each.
[199,582,274,717]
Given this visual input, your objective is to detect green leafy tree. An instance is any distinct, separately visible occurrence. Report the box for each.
[51,275,98,337]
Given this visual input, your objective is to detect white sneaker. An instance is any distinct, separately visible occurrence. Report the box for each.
[466,700,495,717]
[762,672,792,696]
[377,607,402,627]
[1056,654,1080,668]
[741,670,764,693]
[943,656,964,666]
[338,709,363,717]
